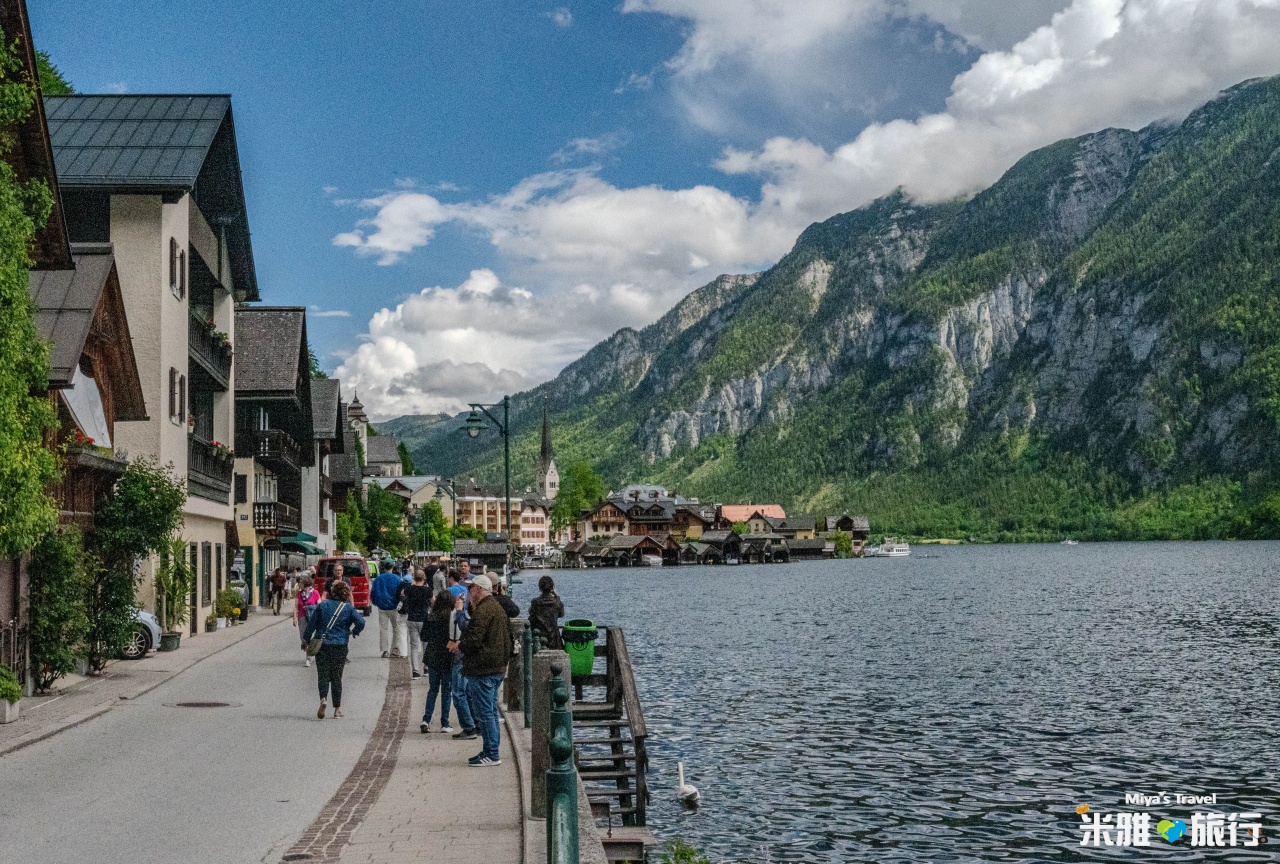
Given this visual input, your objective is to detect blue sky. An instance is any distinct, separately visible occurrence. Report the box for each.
[32,1,1280,419]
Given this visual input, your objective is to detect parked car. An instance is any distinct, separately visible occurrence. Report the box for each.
[315,555,372,615]
[121,608,162,660]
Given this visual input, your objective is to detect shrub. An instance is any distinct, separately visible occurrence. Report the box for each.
[658,839,711,864]
[215,588,241,619]
[28,527,90,691]
[154,536,194,634]
[83,552,136,673]
[0,664,20,703]
[832,531,853,558]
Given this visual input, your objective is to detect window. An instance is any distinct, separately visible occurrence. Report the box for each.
[234,474,248,504]
[201,542,212,607]
[169,238,180,297]
[215,543,223,591]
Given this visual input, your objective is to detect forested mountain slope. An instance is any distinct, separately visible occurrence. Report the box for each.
[398,77,1280,540]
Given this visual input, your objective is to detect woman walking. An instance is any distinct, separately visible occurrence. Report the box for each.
[294,575,320,667]
[303,580,365,719]
[527,575,565,649]
[402,569,433,679]
[419,590,455,733]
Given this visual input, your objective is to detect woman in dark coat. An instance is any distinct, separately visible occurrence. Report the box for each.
[419,590,456,733]
[527,575,565,650]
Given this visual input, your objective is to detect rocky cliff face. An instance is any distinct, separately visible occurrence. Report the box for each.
[403,77,1280,521]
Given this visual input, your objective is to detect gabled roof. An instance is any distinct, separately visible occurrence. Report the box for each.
[234,307,307,393]
[700,530,738,544]
[719,504,786,523]
[329,431,362,485]
[310,378,342,440]
[365,435,400,465]
[768,515,816,532]
[788,539,831,550]
[45,94,260,300]
[28,242,146,420]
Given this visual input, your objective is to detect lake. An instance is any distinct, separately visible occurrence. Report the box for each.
[513,542,1280,862]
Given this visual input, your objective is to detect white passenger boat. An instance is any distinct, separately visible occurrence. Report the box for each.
[867,539,911,557]
[642,554,664,567]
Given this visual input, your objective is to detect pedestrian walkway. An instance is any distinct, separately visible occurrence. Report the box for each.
[336,684,523,864]
[0,613,287,757]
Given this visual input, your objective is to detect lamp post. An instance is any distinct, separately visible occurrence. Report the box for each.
[463,396,511,539]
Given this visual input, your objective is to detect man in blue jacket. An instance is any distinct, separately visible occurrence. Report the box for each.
[371,559,407,658]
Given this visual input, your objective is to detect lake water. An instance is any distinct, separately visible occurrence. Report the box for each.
[513,542,1280,863]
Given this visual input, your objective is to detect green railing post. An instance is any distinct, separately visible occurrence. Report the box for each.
[546,661,579,864]
[522,625,534,727]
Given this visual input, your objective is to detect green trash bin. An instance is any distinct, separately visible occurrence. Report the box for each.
[562,618,598,677]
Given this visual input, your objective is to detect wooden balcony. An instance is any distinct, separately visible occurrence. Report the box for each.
[319,517,330,535]
[253,499,300,534]
[188,436,233,503]
[319,472,333,499]
[247,428,301,472]
[188,315,232,390]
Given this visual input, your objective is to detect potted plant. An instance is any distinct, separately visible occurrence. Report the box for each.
[154,536,195,651]
[205,613,218,633]
[0,664,20,724]
[215,588,240,627]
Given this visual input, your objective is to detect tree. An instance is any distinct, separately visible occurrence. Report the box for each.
[336,493,366,554]
[551,461,605,533]
[364,483,408,555]
[90,459,186,671]
[28,527,90,691]
[454,524,486,541]
[397,441,416,475]
[412,498,451,552]
[35,51,72,96]
[731,521,749,536]
[307,343,328,380]
[832,531,853,558]
[0,38,58,559]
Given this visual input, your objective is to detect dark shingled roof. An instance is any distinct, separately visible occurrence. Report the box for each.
[234,307,305,393]
[29,245,115,385]
[45,95,230,187]
[310,378,341,440]
[365,435,400,465]
[329,431,362,485]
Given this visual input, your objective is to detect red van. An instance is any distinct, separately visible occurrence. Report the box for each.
[315,555,373,615]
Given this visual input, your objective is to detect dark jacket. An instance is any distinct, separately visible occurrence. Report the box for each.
[460,594,511,677]
[495,593,520,618]
[528,592,565,649]
[303,599,366,645]
[420,609,452,670]
[400,584,433,621]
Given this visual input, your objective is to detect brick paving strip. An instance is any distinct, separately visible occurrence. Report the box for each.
[0,614,287,758]
[280,659,412,863]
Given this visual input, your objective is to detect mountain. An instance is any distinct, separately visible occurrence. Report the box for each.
[396,77,1280,540]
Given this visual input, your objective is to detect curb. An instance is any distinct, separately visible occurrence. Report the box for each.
[0,615,288,759]
[502,707,534,864]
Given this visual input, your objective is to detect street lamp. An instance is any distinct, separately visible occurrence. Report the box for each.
[462,396,511,539]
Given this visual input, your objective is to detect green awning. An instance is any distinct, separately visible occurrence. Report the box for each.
[280,534,323,555]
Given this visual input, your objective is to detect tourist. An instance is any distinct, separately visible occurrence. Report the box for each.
[371,559,408,658]
[303,580,365,720]
[527,575,565,649]
[401,569,433,679]
[447,580,477,740]
[294,575,321,666]
[492,576,520,617]
[460,574,511,766]
[419,590,456,733]
[269,567,288,615]
[291,566,303,597]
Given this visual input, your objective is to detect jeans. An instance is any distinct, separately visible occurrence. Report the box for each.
[466,673,504,761]
[408,620,425,675]
[422,664,452,727]
[451,656,474,731]
[315,644,349,707]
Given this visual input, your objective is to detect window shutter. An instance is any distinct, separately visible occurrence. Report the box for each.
[169,238,178,289]
[179,249,186,298]
[178,374,186,422]
[169,367,177,418]
[234,474,247,504]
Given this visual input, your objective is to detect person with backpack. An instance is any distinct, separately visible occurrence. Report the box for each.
[527,575,565,650]
[419,590,456,733]
[303,580,365,719]
[294,575,321,667]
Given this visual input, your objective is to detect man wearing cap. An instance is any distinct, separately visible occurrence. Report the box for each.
[459,573,511,766]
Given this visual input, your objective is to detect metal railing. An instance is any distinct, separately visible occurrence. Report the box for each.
[547,661,580,864]
[188,315,233,388]
[249,428,302,471]
[253,499,300,534]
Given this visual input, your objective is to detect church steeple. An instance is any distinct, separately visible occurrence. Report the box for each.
[537,397,559,500]
[540,397,553,471]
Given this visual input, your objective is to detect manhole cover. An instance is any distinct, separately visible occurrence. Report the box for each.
[168,701,238,708]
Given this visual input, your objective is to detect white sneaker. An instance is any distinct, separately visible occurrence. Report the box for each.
[304,658,312,667]
[440,725,453,734]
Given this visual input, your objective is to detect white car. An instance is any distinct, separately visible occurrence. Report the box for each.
[121,609,162,660]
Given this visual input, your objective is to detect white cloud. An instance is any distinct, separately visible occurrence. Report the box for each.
[551,132,628,163]
[309,305,351,318]
[336,0,1280,417]
[547,7,573,27]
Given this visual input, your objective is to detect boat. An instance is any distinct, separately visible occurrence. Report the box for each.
[867,539,911,557]
[641,554,664,567]
[1060,539,1078,546]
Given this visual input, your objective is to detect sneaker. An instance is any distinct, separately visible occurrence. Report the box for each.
[381,651,390,658]
[333,708,343,718]
[452,729,478,740]
[467,753,485,765]
[412,672,421,679]
[317,700,326,720]
[303,658,311,667]
[470,756,501,767]
[440,725,453,734]
[420,722,430,733]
